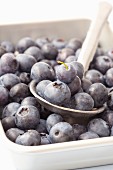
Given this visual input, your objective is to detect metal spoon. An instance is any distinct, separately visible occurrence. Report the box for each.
[30,1,112,124]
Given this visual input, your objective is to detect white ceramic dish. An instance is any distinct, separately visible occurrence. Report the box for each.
[1,19,113,170]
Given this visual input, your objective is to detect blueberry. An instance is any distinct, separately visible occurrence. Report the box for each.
[85,69,104,84]
[74,92,94,111]
[30,62,55,82]
[55,62,76,84]
[15,105,40,130]
[75,48,81,60]
[95,47,105,57]
[105,68,113,87]
[40,106,52,120]
[78,131,99,140]
[88,61,95,70]
[16,37,35,53]
[40,59,52,66]
[2,102,20,118]
[110,126,113,136]
[2,116,16,131]
[40,133,51,145]
[15,130,41,146]
[68,76,81,96]
[94,56,113,74]
[46,113,63,132]
[0,60,4,76]
[56,48,75,62]
[63,96,76,110]
[21,96,41,111]
[19,72,31,84]
[42,60,56,68]
[6,128,24,142]
[107,92,113,110]
[66,38,82,52]
[24,46,44,61]
[36,80,52,98]
[36,119,47,133]
[15,70,20,76]
[9,83,30,103]
[78,88,84,93]
[44,80,71,105]
[41,43,58,60]
[0,73,20,90]
[81,78,92,93]
[106,49,113,60]
[16,54,36,73]
[52,38,67,49]
[1,53,19,74]
[49,122,74,143]
[1,41,15,53]
[0,46,6,57]
[101,110,113,127]
[88,83,108,108]
[65,55,77,63]
[49,60,57,68]
[70,61,84,79]
[73,124,87,140]
[0,85,9,106]
[35,37,50,48]
[88,118,110,137]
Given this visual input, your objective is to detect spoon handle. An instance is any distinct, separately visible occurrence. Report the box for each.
[77,1,112,72]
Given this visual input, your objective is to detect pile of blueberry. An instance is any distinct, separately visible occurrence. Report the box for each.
[0,36,113,146]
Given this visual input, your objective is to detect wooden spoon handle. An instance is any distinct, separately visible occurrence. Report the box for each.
[77,1,112,72]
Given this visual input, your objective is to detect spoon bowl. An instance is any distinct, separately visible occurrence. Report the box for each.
[30,1,112,124]
[30,80,106,124]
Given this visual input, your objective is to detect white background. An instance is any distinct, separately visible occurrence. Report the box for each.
[0,0,113,26]
[1,0,113,169]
